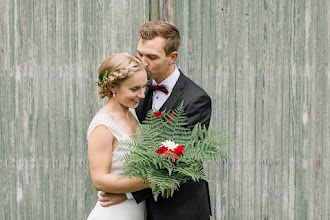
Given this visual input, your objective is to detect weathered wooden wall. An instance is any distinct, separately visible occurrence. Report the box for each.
[0,0,149,219]
[172,0,329,219]
[0,0,329,219]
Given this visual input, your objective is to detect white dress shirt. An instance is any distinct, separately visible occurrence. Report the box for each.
[151,66,180,110]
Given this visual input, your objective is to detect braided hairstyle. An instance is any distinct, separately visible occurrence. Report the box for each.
[97,53,144,99]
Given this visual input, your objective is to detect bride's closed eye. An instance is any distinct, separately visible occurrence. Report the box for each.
[130,87,139,92]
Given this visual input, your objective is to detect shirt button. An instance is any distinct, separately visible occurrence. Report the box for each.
[156,96,159,99]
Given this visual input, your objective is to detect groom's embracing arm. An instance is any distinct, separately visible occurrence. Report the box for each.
[132,188,153,204]
[184,92,212,130]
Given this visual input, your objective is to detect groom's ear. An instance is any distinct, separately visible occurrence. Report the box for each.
[169,52,178,64]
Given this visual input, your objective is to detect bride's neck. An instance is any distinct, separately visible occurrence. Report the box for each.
[105,98,129,115]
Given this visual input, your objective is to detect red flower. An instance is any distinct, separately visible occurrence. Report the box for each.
[157,146,168,155]
[174,146,185,157]
[153,111,162,120]
[153,111,161,117]
[157,144,185,165]
[166,112,175,122]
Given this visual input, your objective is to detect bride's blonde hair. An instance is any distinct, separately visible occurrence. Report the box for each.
[97,53,144,99]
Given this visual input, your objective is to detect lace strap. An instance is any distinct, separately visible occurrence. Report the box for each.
[87,114,126,141]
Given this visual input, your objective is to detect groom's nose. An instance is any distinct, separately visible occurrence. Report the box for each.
[141,57,148,67]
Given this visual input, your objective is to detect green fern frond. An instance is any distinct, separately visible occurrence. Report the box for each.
[117,102,228,201]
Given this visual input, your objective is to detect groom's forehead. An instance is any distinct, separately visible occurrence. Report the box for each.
[137,38,166,56]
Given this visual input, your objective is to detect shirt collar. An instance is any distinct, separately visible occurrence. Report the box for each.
[152,65,180,94]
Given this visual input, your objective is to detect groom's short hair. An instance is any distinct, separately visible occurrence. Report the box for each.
[139,20,180,56]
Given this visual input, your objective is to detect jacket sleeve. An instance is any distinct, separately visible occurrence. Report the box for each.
[184,93,212,130]
[132,188,153,204]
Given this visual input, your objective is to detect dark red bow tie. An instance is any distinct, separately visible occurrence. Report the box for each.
[147,84,169,94]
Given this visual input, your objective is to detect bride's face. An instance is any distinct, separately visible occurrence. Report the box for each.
[114,69,147,108]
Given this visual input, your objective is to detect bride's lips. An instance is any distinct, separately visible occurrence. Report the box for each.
[132,99,140,104]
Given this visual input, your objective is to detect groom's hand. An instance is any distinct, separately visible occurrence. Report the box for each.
[98,192,127,207]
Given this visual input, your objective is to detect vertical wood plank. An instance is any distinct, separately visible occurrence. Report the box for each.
[149,0,160,21]
[159,0,174,22]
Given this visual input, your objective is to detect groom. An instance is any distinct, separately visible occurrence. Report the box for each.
[100,20,212,220]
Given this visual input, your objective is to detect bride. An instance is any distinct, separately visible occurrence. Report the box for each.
[87,53,149,219]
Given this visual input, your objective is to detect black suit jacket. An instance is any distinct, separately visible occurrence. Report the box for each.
[134,70,212,220]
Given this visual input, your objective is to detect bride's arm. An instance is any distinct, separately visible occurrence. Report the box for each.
[88,125,149,193]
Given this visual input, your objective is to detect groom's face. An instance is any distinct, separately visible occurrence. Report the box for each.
[137,37,173,84]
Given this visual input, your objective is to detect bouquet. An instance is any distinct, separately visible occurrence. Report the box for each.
[117,103,228,201]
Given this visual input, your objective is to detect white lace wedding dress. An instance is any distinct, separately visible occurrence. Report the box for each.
[87,109,146,220]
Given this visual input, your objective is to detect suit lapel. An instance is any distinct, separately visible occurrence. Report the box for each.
[144,86,153,113]
[136,81,153,122]
[160,71,186,111]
